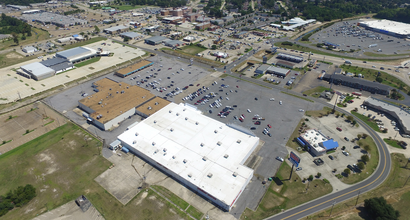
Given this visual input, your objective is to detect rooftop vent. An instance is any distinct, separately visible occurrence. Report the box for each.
[217,141,222,146]
[237,139,241,144]
[154,149,159,154]
[176,113,179,116]
[116,91,119,94]
[155,102,158,105]
[200,143,204,147]
[163,152,167,156]
[202,156,208,161]
[233,172,238,177]
[214,130,218,133]
[127,86,129,89]
[152,142,156,146]
[188,173,192,178]
[169,110,172,113]
[183,159,187,163]
[185,117,188,120]
[170,128,174,132]
[135,132,139,136]
[154,120,157,123]
[133,140,137,144]
[195,122,199,125]
[148,106,152,110]
[172,155,176,159]
[183,108,186,111]
[224,154,229,158]
[163,148,167,152]
[207,173,213,178]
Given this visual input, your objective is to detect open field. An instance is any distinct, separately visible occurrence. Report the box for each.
[180,44,207,55]
[302,86,330,98]
[340,136,379,184]
[241,162,333,220]
[0,27,50,51]
[340,64,410,96]
[305,106,337,118]
[0,51,37,69]
[307,154,410,220]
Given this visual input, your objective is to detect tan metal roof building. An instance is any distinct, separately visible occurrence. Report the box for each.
[115,60,154,77]
[136,97,171,118]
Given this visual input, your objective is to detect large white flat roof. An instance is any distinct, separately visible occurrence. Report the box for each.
[359,19,410,36]
[300,129,329,153]
[118,103,259,207]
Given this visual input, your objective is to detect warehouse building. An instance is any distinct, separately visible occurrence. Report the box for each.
[40,57,73,74]
[144,36,168,45]
[135,97,170,118]
[183,36,196,42]
[20,12,87,27]
[358,19,410,39]
[57,37,74,43]
[120,32,142,40]
[255,64,270,74]
[297,129,339,156]
[321,73,391,95]
[117,102,259,211]
[78,78,156,130]
[115,60,154,78]
[275,60,295,69]
[56,47,97,63]
[19,62,55,81]
[103,25,129,34]
[270,17,316,31]
[164,40,185,48]
[266,65,290,77]
[363,97,410,135]
[276,53,303,63]
[22,46,37,53]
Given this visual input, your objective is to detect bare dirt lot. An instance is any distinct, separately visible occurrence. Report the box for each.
[0,101,66,154]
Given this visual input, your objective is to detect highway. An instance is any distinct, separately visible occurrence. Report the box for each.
[121,40,392,219]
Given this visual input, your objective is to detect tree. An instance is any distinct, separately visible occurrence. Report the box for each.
[357,134,362,139]
[364,145,371,152]
[12,32,19,45]
[361,154,370,163]
[362,133,368,139]
[346,115,354,121]
[317,172,322,178]
[358,162,365,170]
[376,77,383,83]
[364,197,400,220]
[94,25,100,33]
[308,175,314,181]
[344,168,351,175]
[211,45,217,50]
[352,120,357,126]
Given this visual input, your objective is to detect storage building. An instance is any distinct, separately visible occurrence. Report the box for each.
[117,102,260,211]
[115,60,154,78]
[56,47,97,63]
[266,66,290,77]
[275,60,295,69]
[144,36,168,45]
[22,46,37,53]
[103,25,129,34]
[120,32,142,40]
[165,40,185,47]
[20,62,55,80]
[276,53,303,63]
[255,64,270,74]
[78,78,156,130]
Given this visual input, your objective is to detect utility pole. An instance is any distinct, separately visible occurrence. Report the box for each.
[289,163,294,180]
[355,190,361,207]
[329,200,336,217]
[403,174,410,187]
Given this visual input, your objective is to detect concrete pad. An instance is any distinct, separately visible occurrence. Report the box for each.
[32,200,104,220]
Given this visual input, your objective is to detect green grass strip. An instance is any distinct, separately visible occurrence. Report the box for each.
[281,91,314,102]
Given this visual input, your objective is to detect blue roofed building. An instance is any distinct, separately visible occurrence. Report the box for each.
[320,139,339,151]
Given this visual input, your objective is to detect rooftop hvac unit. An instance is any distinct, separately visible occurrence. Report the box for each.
[237,139,241,144]
[214,130,218,133]
[217,141,222,146]
[127,86,129,89]
[163,152,167,156]
[148,106,152,110]
[176,113,179,116]
[195,122,199,125]
[116,91,119,93]
[200,143,204,147]
[183,159,187,163]
[207,173,213,178]
[152,142,156,146]
[98,101,102,104]
[154,149,159,154]
[155,102,158,105]
[169,110,172,113]
[188,173,192,178]
[202,156,208,161]
[163,148,167,152]
[170,128,174,132]
[233,172,238,177]
[185,117,188,120]
[183,108,186,111]
[224,154,229,158]
[119,84,121,86]
[135,132,139,136]
[172,155,176,159]
[154,120,157,123]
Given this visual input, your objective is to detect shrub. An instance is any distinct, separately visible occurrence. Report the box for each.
[308,175,314,181]
[317,172,322,178]
[358,162,365,170]
[361,155,370,163]
[344,168,351,175]
[323,179,330,184]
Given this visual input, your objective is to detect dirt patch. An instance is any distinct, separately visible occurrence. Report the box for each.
[148,195,156,200]
[262,193,285,209]
[135,191,148,206]
[6,52,23,59]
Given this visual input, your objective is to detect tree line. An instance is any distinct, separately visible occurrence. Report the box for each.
[127,0,186,8]
[1,0,44,6]
[375,7,410,23]
[0,13,32,36]
[0,184,37,217]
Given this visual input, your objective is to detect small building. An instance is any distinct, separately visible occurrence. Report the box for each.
[103,25,129,34]
[56,47,97,63]
[297,129,338,156]
[275,60,295,69]
[195,22,211,30]
[276,53,303,63]
[115,60,154,78]
[308,59,317,67]
[211,19,224,25]
[183,36,196,42]
[132,13,144,17]
[255,64,270,74]
[22,46,37,53]
[165,40,185,48]
[120,32,142,40]
[20,62,55,81]
[22,9,41,14]
[233,31,248,39]
[57,37,74,43]
[266,66,290,77]
[144,36,168,45]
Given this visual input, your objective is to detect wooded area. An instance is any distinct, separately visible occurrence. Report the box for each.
[1,0,44,6]
[127,0,186,8]
[0,184,36,217]
[0,13,32,36]
[375,8,410,23]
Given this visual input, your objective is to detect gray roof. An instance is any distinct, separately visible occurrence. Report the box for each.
[165,40,184,46]
[120,32,142,38]
[40,57,69,67]
[24,46,36,51]
[145,36,168,43]
[56,47,93,60]
[104,25,128,32]
[236,31,248,35]
[20,62,54,78]
[322,74,391,92]
[48,62,73,71]
[364,96,410,133]
[255,64,270,73]
[266,66,290,75]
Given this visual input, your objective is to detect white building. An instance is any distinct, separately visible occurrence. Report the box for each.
[270,17,316,31]
[56,46,97,63]
[117,102,260,211]
[22,46,37,53]
[358,19,410,38]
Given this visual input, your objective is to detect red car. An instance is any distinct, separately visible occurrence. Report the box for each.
[252,117,258,120]
[239,118,243,122]
[168,68,172,70]
[254,121,261,125]
[336,127,342,131]
[197,84,200,86]
[267,124,272,128]
[241,114,245,118]
[236,85,239,88]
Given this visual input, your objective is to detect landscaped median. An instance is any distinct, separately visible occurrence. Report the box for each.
[241,162,333,220]
[351,110,381,132]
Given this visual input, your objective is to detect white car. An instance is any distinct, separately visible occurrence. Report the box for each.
[247,109,251,113]
[342,151,349,156]
[299,109,304,112]
[276,156,284,162]
[279,101,282,105]
[270,98,275,101]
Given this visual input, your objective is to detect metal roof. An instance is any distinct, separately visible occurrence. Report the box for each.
[40,57,69,67]
[322,74,391,91]
[321,140,339,150]
[20,62,54,77]
[266,65,290,75]
[56,47,96,61]
[104,25,128,32]
[145,35,168,43]
[120,32,142,38]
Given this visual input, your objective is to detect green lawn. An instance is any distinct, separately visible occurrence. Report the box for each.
[281,91,314,102]
[342,95,355,103]
[341,136,379,184]
[180,44,207,56]
[351,110,380,132]
[383,138,403,149]
[0,51,38,69]
[286,118,308,153]
[186,205,204,219]
[74,57,101,68]
[340,64,410,96]
[62,37,106,50]
[241,162,333,220]
[302,86,331,98]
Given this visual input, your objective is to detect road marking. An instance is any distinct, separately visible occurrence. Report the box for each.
[278,111,388,219]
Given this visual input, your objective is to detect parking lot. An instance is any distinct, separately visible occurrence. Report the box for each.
[309,19,410,56]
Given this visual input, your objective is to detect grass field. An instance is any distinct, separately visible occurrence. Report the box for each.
[364,51,410,57]
[186,205,204,219]
[74,57,101,68]
[180,44,207,55]
[308,153,410,220]
[62,37,106,50]
[281,91,314,102]
[302,86,331,98]
[341,136,379,184]
[0,123,187,220]
[340,64,410,96]
[383,138,403,149]
[241,162,333,220]
[0,27,49,51]
[0,51,37,69]
[351,110,380,132]
[305,106,336,118]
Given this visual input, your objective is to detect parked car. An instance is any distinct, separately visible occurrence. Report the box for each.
[336,127,342,131]
[328,155,334,160]
[296,167,302,171]
[342,151,350,156]
[344,137,349,141]
[276,156,284,162]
